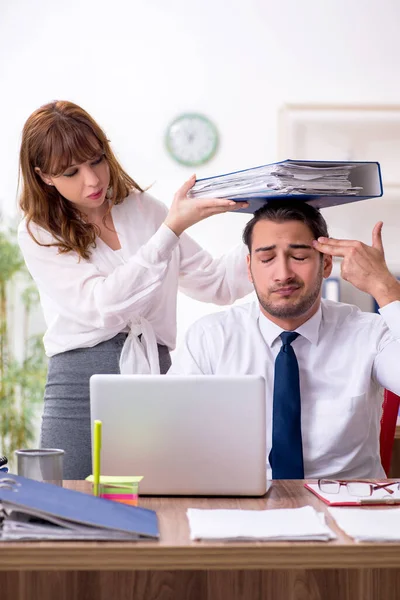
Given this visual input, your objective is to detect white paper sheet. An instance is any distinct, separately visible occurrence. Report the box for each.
[329,507,400,542]
[187,505,335,541]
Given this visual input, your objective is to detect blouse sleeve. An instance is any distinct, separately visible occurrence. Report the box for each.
[177,231,253,304]
[17,221,179,330]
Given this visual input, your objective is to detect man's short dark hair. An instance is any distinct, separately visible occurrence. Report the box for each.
[242,200,329,251]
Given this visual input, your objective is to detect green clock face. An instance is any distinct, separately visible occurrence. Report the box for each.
[165,113,219,167]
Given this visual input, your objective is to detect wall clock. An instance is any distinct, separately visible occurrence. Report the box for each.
[165,113,219,167]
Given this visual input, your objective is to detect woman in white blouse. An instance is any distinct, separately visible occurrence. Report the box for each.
[17,100,252,478]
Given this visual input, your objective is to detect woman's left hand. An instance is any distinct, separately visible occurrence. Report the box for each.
[164,175,249,237]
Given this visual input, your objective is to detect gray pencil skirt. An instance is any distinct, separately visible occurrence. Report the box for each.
[40,333,171,480]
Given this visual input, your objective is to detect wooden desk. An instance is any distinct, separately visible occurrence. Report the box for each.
[1,480,400,600]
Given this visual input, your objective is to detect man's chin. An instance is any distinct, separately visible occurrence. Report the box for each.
[269,308,304,319]
[263,298,307,319]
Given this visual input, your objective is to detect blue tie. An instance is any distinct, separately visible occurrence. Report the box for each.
[269,331,304,479]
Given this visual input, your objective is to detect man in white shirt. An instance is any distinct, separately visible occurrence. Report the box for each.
[169,201,400,479]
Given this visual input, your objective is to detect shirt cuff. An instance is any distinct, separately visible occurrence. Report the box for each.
[151,223,180,259]
[379,300,400,339]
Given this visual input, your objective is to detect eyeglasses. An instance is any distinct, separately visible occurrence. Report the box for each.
[318,479,400,497]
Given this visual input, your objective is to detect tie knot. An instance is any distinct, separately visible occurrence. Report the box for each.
[280,331,299,348]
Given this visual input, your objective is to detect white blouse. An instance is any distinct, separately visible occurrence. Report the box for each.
[17,191,253,373]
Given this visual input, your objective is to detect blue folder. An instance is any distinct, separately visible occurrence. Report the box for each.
[0,472,159,539]
[192,159,383,214]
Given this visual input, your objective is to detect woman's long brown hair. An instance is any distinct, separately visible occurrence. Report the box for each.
[19,100,143,259]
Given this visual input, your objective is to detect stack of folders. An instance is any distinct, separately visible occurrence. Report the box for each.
[188,159,383,213]
[0,473,159,541]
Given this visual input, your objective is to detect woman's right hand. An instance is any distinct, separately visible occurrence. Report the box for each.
[164,175,249,237]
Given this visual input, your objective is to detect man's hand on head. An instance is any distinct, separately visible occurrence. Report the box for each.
[312,222,400,308]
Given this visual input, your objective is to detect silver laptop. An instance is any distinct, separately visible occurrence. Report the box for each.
[90,374,267,496]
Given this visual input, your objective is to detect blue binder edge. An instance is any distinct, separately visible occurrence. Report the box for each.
[0,472,159,539]
[193,159,383,214]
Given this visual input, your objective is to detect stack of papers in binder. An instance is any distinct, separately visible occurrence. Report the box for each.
[190,162,360,198]
[188,159,382,213]
[1,509,153,541]
[0,473,159,541]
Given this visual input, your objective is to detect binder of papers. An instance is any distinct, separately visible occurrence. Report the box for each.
[189,159,383,213]
[0,473,159,541]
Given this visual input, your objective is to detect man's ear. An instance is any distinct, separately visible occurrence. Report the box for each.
[34,167,53,186]
[323,254,333,279]
[246,253,253,283]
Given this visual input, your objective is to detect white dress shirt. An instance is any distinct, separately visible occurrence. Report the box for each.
[17,191,253,374]
[169,298,400,479]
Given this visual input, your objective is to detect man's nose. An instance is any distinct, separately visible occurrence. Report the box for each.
[273,257,295,282]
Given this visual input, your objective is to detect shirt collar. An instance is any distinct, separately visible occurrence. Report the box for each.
[258,302,322,347]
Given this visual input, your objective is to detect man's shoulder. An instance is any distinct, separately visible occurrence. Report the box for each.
[188,300,259,336]
[322,298,384,329]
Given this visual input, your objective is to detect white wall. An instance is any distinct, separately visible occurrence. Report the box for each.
[1,0,400,347]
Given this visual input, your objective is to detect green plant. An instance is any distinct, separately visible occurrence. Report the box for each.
[0,226,47,462]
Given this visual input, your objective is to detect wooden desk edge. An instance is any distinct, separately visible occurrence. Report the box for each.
[2,544,400,571]
[3,479,400,572]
